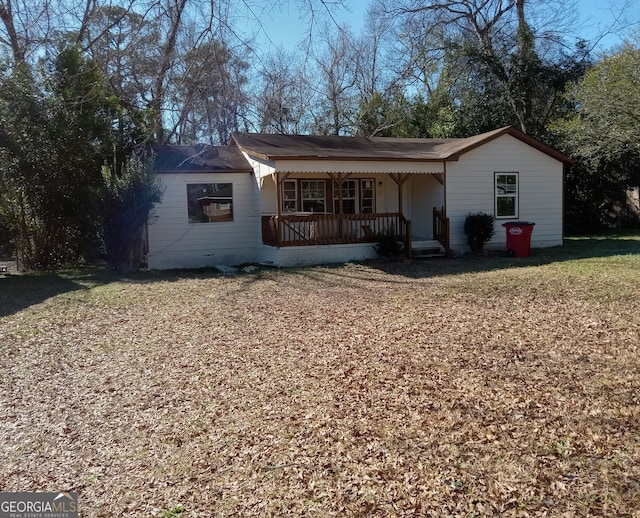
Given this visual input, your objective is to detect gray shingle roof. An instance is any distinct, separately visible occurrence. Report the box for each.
[151,127,571,175]
[152,144,252,173]
[231,126,572,163]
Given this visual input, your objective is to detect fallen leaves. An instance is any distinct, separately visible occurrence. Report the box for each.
[1,260,639,516]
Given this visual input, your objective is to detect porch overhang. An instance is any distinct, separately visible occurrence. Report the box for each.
[274,159,445,175]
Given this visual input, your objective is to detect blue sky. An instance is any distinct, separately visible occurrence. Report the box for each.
[247,0,638,54]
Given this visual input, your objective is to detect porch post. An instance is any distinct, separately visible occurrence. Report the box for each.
[388,173,410,215]
[275,172,291,246]
[276,173,282,219]
[328,172,350,239]
[388,173,411,258]
[442,161,447,214]
[327,173,345,215]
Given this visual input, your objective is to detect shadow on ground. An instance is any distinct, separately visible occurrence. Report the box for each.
[0,273,88,318]
[285,234,640,286]
[0,267,226,318]
[1,233,638,315]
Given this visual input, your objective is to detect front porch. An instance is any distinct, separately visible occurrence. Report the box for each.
[261,207,450,257]
[257,168,450,260]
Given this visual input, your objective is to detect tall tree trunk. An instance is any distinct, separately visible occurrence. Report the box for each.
[516,0,526,27]
[514,0,535,134]
[0,0,25,62]
[152,0,188,143]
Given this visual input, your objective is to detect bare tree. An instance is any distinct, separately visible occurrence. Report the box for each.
[0,0,63,62]
[169,37,250,144]
[311,25,359,135]
[354,6,397,101]
[80,0,252,143]
[251,49,314,134]
[375,0,637,135]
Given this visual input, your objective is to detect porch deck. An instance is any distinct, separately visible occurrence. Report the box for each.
[262,209,450,258]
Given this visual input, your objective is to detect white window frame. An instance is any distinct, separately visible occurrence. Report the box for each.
[301,180,327,213]
[333,179,357,214]
[281,180,298,213]
[282,178,376,214]
[495,173,518,219]
[360,179,375,214]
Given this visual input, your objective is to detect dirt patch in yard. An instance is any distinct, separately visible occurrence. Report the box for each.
[1,261,639,516]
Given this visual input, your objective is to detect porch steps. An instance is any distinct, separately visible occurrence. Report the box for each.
[411,239,446,259]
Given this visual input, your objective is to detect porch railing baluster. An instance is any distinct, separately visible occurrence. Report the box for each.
[432,206,450,254]
[262,213,411,256]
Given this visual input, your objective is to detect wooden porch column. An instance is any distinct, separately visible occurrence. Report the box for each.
[443,161,447,214]
[275,172,291,246]
[388,173,410,217]
[328,172,351,239]
[388,173,412,258]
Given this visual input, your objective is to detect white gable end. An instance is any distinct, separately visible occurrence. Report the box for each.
[446,133,564,254]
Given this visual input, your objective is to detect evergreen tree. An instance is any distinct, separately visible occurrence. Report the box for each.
[101,152,164,272]
[0,47,139,269]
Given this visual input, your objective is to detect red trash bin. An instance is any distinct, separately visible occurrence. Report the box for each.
[502,222,535,257]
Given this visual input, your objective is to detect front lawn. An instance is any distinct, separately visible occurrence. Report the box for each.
[1,235,639,516]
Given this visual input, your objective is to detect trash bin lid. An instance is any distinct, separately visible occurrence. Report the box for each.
[502,221,535,226]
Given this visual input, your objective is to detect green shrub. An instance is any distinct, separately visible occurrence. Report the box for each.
[101,152,164,272]
[464,212,495,253]
[374,229,405,258]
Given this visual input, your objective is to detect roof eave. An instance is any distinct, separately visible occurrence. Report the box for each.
[155,168,253,174]
[506,127,574,164]
[465,126,573,164]
[231,128,572,164]
[239,152,457,162]
[233,146,272,162]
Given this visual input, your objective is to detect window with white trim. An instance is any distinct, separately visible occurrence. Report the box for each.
[360,179,374,213]
[495,173,518,218]
[282,180,298,213]
[301,180,326,213]
[283,179,376,214]
[333,180,357,214]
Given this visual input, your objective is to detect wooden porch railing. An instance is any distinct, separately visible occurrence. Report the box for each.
[262,213,411,251]
[433,206,450,254]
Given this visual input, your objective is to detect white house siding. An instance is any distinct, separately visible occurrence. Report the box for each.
[445,134,564,256]
[260,175,278,214]
[242,154,276,180]
[147,171,260,269]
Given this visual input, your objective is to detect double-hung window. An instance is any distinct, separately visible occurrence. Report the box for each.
[283,178,375,214]
[301,180,326,213]
[495,173,518,218]
[360,179,374,213]
[282,180,298,213]
[333,180,357,214]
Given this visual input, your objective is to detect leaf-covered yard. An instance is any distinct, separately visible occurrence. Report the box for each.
[1,236,640,517]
